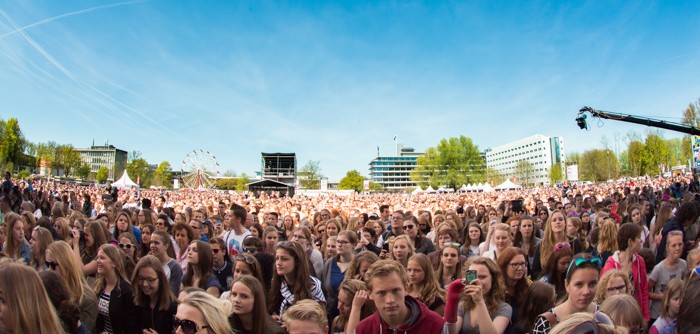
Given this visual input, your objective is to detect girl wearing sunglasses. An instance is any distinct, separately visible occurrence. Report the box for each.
[531,253,602,334]
[176,291,233,334]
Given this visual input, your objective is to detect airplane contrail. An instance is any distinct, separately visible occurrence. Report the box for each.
[0,0,149,39]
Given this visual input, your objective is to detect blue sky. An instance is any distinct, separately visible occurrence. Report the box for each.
[1,1,698,181]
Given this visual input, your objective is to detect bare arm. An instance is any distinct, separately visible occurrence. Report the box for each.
[346,290,368,334]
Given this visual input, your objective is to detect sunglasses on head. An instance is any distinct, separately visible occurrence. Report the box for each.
[443,242,461,247]
[566,257,603,277]
[236,255,256,265]
[173,317,210,334]
[553,242,571,252]
[45,260,59,270]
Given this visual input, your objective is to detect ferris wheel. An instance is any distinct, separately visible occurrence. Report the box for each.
[181,149,221,190]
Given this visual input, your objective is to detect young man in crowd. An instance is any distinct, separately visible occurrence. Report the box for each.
[355,260,447,334]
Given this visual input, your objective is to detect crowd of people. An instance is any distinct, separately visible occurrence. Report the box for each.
[0,170,699,334]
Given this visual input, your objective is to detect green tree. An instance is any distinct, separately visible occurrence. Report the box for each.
[58,145,82,177]
[75,163,91,180]
[580,149,619,181]
[565,152,581,165]
[298,160,323,189]
[514,161,535,187]
[214,178,249,192]
[410,136,485,189]
[681,98,700,128]
[338,170,365,192]
[126,158,149,186]
[152,161,173,188]
[128,150,142,163]
[549,163,564,185]
[641,132,668,176]
[627,140,645,176]
[0,118,26,172]
[369,182,384,191]
[96,166,109,184]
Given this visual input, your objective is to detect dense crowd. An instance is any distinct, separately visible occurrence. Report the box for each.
[1,170,699,334]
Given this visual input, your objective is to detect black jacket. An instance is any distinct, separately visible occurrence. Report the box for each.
[95,279,137,334]
[134,301,177,334]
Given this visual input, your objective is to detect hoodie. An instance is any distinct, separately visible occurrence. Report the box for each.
[601,251,650,321]
[355,295,447,334]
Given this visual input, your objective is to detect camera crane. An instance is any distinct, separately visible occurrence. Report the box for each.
[575,106,700,136]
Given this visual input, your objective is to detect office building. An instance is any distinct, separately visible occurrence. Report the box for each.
[369,144,423,190]
[484,134,564,186]
[76,143,128,181]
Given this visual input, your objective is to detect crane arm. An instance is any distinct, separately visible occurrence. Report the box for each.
[576,106,700,136]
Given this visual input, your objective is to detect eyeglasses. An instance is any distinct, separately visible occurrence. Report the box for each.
[443,242,461,247]
[509,262,527,269]
[236,255,256,265]
[119,243,133,249]
[173,317,210,334]
[606,285,627,293]
[566,257,603,277]
[137,276,158,284]
[569,312,613,334]
[554,242,571,252]
[242,247,256,253]
[336,240,351,245]
[46,260,59,270]
[211,249,221,254]
[402,225,415,230]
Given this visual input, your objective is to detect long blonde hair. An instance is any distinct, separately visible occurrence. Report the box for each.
[461,256,505,314]
[47,241,89,305]
[597,220,619,254]
[30,227,53,269]
[3,213,27,260]
[539,210,567,267]
[180,291,233,334]
[93,244,128,294]
[0,262,64,333]
[408,254,446,306]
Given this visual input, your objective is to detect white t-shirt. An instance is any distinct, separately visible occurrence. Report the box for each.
[223,228,251,258]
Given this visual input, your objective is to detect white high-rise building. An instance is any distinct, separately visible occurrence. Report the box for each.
[484,134,564,186]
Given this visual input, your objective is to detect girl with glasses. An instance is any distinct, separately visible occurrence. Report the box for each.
[407,253,446,316]
[322,230,357,326]
[595,269,632,305]
[496,247,531,327]
[404,216,436,255]
[46,241,98,332]
[131,255,177,334]
[601,223,650,322]
[531,253,602,334]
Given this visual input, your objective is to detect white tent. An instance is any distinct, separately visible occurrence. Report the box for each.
[495,179,522,190]
[111,170,138,189]
[466,183,474,191]
[476,183,484,191]
[459,184,468,192]
[482,182,495,193]
[411,186,424,195]
[425,185,436,193]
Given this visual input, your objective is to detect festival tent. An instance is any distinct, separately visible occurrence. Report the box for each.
[495,179,522,190]
[459,184,468,192]
[111,170,138,189]
[482,182,495,193]
[466,183,474,192]
[411,186,424,195]
[425,185,436,193]
[476,183,484,191]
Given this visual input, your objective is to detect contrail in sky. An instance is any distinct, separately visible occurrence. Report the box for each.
[0,0,149,39]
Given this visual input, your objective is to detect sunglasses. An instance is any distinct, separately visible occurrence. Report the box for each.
[173,317,210,334]
[443,242,461,247]
[554,242,571,252]
[402,225,415,230]
[45,260,59,270]
[242,247,256,253]
[236,255,256,265]
[118,243,133,249]
[566,257,603,277]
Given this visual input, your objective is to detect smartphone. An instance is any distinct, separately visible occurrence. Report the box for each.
[382,242,390,252]
[511,199,523,213]
[465,270,477,284]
